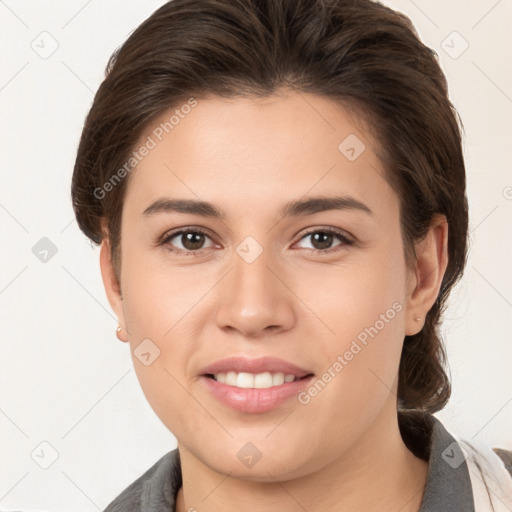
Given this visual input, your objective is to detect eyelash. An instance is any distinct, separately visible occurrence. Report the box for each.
[159,226,354,256]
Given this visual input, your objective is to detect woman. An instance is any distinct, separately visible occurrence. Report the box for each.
[71,0,512,510]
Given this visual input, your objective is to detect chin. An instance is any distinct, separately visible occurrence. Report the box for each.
[197,439,313,482]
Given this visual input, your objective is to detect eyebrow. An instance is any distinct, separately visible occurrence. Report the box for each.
[142,195,373,218]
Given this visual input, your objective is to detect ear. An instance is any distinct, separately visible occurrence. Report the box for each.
[99,238,128,340]
[404,214,449,336]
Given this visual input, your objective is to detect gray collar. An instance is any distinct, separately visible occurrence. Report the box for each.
[417,413,474,511]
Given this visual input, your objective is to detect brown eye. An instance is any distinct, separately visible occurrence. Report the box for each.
[161,229,216,254]
[295,228,354,252]
[309,232,335,250]
[179,232,206,251]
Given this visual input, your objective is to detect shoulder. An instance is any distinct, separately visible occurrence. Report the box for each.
[493,447,512,478]
[457,440,512,511]
[103,448,181,512]
[399,411,512,511]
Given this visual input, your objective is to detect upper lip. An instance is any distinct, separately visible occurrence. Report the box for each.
[200,356,313,378]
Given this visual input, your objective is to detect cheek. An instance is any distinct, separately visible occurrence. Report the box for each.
[311,247,407,347]
[120,246,207,339]
[118,249,203,408]
[294,293,405,472]
[304,242,408,401]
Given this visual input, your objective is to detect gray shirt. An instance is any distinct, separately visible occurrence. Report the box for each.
[103,413,493,511]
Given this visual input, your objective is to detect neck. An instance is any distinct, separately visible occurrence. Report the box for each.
[176,406,428,512]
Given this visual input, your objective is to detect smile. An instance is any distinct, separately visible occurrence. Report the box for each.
[208,371,302,388]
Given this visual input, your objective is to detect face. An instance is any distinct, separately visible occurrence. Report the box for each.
[103,90,423,481]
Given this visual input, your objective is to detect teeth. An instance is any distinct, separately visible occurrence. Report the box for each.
[213,371,297,388]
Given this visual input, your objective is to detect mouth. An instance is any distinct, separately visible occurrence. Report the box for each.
[198,356,315,413]
[204,371,314,389]
[199,355,314,386]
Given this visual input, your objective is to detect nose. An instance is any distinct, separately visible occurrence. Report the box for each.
[213,247,296,338]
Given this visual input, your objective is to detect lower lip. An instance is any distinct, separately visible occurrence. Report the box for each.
[199,375,314,413]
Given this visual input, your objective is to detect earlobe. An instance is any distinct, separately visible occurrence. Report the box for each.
[116,325,129,343]
[99,239,127,337]
[405,215,449,336]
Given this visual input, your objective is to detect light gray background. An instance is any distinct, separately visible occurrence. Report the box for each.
[1,0,511,510]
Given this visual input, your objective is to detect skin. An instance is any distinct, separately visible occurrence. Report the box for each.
[100,89,448,511]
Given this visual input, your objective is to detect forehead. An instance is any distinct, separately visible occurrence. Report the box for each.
[123,91,396,219]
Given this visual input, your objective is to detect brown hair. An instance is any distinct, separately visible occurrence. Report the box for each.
[71,0,468,413]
